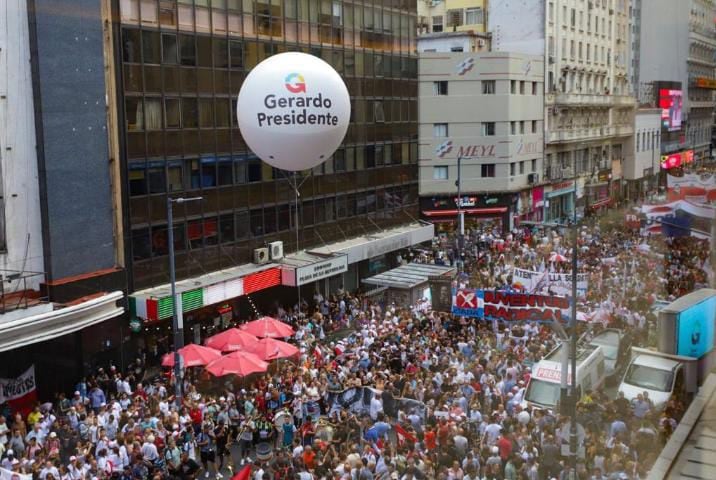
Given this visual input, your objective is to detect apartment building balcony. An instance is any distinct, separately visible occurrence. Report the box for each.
[546,93,636,107]
[689,99,716,109]
[547,126,611,143]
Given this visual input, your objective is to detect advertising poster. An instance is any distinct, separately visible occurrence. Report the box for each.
[676,296,716,358]
[429,275,454,312]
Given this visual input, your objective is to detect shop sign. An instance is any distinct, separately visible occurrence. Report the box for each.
[292,255,348,286]
[454,196,478,207]
[694,77,716,89]
[485,197,499,205]
[129,318,142,333]
[661,150,694,170]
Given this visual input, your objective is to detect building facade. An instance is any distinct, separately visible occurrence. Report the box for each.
[625,108,661,199]
[543,0,636,220]
[116,0,431,341]
[417,0,487,36]
[0,0,127,397]
[637,0,716,166]
[418,47,544,231]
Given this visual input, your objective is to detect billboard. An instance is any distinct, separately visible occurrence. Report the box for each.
[659,89,683,132]
[676,295,716,358]
[661,150,693,170]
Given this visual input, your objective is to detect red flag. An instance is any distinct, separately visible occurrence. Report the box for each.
[394,424,416,445]
[231,465,251,480]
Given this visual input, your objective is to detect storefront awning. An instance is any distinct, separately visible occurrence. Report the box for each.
[0,291,124,352]
[280,252,348,287]
[310,222,434,265]
[422,207,508,217]
[362,263,455,290]
[590,198,612,209]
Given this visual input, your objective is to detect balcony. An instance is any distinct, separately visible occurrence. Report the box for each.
[690,99,716,109]
[546,93,636,107]
[547,126,614,143]
[613,124,634,136]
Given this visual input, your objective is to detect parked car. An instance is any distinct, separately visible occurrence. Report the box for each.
[588,328,632,383]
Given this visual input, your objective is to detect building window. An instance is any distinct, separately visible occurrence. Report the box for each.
[511,80,517,94]
[511,121,517,135]
[531,159,537,172]
[433,123,448,138]
[510,163,516,176]
[520,81,526,94]
[532,120,538,133]
[519,161,525,174]
[482,122,495,136]
[636,132,640,152]
[519,121,525,134]
[433,81,448,95]
[447,9,463,28]
[532,82,538,95]
[433,166,449,180]
[432,16,443,33]
[482,80,495,94]
[481,164,496,177]
[465,7,484,25]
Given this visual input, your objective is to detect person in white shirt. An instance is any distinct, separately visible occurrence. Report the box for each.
[141,435,159,462]
[369,396,383,421]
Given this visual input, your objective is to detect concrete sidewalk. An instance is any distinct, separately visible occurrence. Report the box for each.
[647,373,716,479]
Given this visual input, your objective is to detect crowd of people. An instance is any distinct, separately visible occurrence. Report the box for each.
[0,208,708,480]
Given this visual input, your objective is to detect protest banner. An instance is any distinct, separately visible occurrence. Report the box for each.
[482,291,570,322]
[512,268,588,298]
[451,289,484,317]
[0,366,37,416]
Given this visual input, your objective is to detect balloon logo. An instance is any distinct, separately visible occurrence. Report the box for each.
[237,52,351,172]
[285,73,306,94]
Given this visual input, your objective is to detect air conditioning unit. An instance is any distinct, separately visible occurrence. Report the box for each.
[253,247,269,264]
[527,173,539,184]
[269,241,284,260]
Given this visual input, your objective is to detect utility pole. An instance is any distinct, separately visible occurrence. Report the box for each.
[568,182,579,477]
[167,196,203,409]
[455,156,465,273]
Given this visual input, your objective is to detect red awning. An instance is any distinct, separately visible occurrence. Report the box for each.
[590,198,612,209]
[422,207,508,217]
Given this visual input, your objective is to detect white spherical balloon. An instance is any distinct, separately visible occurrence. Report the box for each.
[517,411,531,425]
[237,52,351,172]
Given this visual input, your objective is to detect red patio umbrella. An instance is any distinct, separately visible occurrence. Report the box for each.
[161,344,221,368]
[239,316,295,338]
[205,350,268,377]
[204,328,258,352]
[247,337,300,361]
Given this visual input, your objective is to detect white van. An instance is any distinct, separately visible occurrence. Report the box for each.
[618,351,687,411]
[525,343,606,410]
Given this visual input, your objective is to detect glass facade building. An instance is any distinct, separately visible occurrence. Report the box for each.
[116,0,419,290]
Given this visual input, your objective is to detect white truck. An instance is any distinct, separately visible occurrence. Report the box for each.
[617,347,696,411]
[525,343,606,410]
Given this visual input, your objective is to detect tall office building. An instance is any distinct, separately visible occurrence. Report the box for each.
[0,0,126,395]
[636,0,716,167]
[116,1,430,336]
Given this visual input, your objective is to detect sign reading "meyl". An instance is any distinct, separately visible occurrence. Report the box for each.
[295,255,348,286]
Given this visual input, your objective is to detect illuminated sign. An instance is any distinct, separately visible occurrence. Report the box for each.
[661,150,694,170]
[659,89,683,132]
[676,296,716,358]
[694,77,716,89]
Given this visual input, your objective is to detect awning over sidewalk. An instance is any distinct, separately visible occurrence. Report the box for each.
[362,263,455,290]
[0,291,124,352]
[422,207,508,217]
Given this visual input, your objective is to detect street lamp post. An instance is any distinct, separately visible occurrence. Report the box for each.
[167,196,203,408]
[455,156,465,272]
[568,183,579,476]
